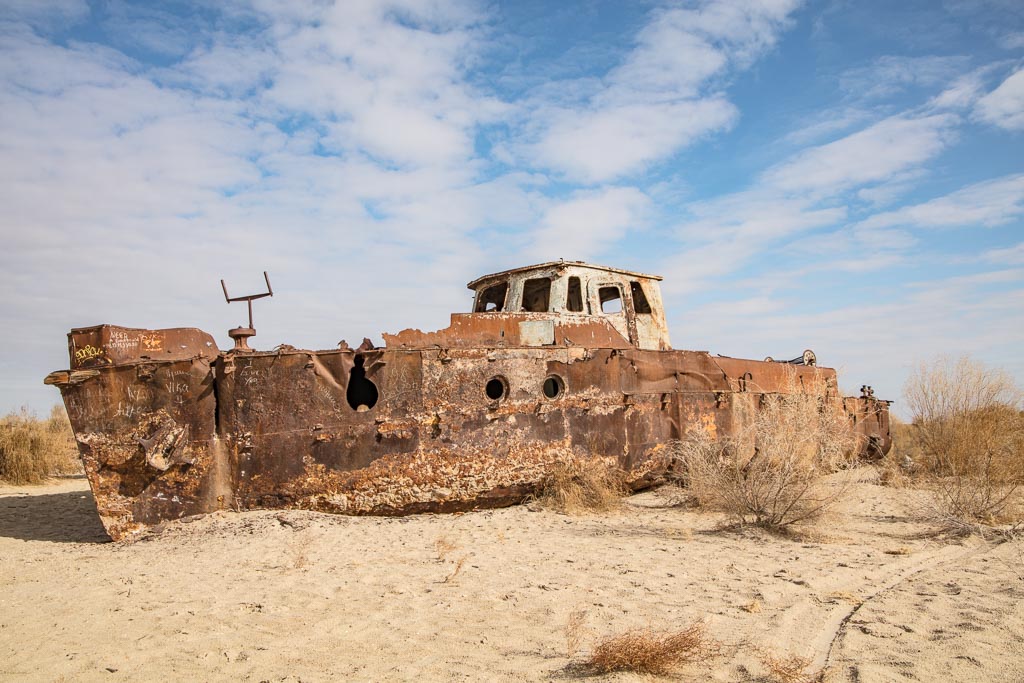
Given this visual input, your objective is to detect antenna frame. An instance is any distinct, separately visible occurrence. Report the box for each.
[221,271,273,330]
[220,271,273,351]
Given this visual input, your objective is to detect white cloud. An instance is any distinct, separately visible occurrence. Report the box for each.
[521,0,802,182]
[671,64,1019,302]
[252,0,504,170]
[602,0,800,105]
[840,55,969,101]
[983,241,1024,265]
[1001,32,1024,49]
[678,192,845,242]
[788,224,919,270]
[528,187,651,262]
[974,68,1024,131]
[0,0,88,28]
[600,19,727,104]
[854,170,927,207]
[168,38,279,97]
[661,193,846,296]
[858,173,1024,230]
[762,114,957,196]
[530,99,738,184]
[928,64,1005,110]
[99,1,202,58]
[662,111,960,296]
[781,107,872,146]
[669,0,802,66]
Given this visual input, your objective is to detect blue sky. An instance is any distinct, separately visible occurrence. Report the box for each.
[1,0,1022,417]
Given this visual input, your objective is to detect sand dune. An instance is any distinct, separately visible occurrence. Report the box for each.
[1,474,1021,682]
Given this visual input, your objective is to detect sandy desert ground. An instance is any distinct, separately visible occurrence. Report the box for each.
[1,472,1022,682]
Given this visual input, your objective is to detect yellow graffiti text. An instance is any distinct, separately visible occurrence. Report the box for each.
[74,345,105,363]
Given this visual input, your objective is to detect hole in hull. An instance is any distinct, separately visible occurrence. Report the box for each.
[346,355,378,410]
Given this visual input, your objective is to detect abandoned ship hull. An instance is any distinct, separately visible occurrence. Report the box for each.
[46,262,891,540]
[46,324,890,541]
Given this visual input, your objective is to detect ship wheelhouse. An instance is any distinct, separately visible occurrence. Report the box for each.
[466,261,671,351]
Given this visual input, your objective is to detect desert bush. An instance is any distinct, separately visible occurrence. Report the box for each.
[565,607,589,658]
[675,377,857,529]
[441,555,468,584]
[434,534,459,561]
[533,455,628,514]
[583,622,718,675]
[876,417,920,486]
[903,356,1024,527]
[0,405,80,484]
[757,650,819,683]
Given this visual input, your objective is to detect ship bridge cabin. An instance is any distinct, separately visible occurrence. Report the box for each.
[383,261,672,351]
[467,261,671,350]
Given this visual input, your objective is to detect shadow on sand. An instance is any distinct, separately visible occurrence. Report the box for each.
[0,480,110,543]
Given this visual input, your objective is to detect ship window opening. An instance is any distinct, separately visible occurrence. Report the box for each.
[475,282,508,312]
[543,375,565,400]
[566,276,583,312]
[485,376,508,401]
[521,277,551,312]
[599,286,622,314]
[346,355,378,411]
[630,281,652,314]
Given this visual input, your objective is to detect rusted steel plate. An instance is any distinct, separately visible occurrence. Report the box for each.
[383,312,633,349]
[68,325,218,368]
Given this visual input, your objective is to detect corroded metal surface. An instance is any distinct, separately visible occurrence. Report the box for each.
[46,262,892,540]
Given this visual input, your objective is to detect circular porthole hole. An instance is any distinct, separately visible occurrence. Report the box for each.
[485,376,508,401]
[543,375,565,400]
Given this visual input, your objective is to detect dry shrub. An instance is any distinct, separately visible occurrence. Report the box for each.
[434,535,458,561]
[565,607,589,658]
[675,376,857,529]
[441,554,467,583]
[758,650,819,683]
[0,406,80,484]
[826,591,863,605]
[903,356,1024,528]
[584,622,718,675]
[534,456,628,514]
[289,532,313,569]
[877,417,919,486]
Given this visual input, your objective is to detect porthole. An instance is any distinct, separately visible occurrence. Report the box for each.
[542,375,565,400]
[485,376,508,401]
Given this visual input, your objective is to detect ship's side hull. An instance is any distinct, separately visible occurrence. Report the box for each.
[47,325,891,540]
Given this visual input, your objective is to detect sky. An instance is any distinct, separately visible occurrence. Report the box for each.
[1,0,1022,418]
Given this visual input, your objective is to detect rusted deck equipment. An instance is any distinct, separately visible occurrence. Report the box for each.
[46,262,891,540]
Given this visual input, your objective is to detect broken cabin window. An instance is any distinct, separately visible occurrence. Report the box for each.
[599,286,622,314]
[521,277,552,312]
[630,281,652,314]
[475,282,508,312]
[566,276,584,312]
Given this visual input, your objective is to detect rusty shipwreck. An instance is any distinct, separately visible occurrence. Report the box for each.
[46,261,891,540]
